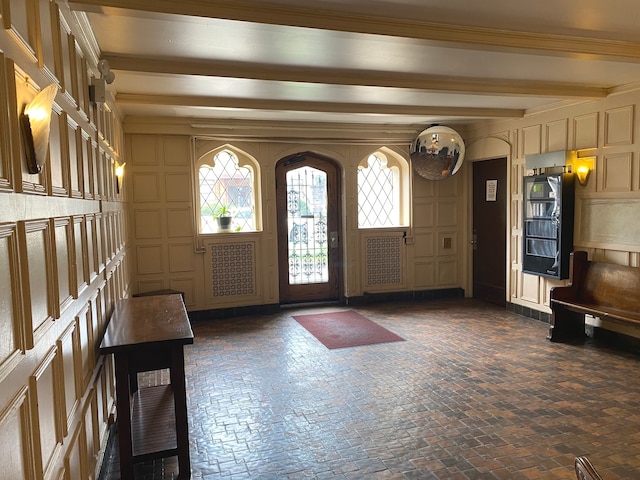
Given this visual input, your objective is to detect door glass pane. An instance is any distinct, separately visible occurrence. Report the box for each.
[286,167,328,285]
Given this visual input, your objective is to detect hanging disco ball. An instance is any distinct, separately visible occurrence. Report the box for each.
[410,126,465,180]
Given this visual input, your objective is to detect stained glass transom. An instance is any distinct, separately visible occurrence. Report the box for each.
[286,166,328,284]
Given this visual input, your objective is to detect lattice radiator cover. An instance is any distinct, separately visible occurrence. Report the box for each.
[365,235,403,287]
[208,241,256,298]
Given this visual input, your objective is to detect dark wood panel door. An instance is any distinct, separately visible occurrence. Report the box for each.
[276,153,342,304]
[472,158,507,306]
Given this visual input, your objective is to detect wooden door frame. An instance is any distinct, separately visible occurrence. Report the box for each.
[275,152,344,304]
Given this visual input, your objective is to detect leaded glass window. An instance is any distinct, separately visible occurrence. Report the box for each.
[199,149,255,233]
[358,153,400,228]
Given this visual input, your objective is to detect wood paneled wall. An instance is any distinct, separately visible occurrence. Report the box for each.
[0,1,126,478]
[127,137,466,310]
[466,89,640,336]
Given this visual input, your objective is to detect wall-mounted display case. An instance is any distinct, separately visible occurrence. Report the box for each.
[522,173,575,279]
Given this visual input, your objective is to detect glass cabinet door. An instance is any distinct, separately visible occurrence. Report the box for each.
[522,173,574,279]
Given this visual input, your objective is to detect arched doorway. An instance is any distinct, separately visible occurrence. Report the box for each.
[275,152,343,304]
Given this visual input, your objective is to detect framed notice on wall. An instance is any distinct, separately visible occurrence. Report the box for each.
[486,180,497,202]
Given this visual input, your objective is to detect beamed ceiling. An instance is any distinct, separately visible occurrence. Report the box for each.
[66,0,640,141]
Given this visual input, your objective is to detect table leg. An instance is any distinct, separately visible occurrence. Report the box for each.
[170,346,191,479]
[114,353,134,480]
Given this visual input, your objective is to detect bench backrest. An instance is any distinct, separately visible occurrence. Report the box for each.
[582,261,640,312]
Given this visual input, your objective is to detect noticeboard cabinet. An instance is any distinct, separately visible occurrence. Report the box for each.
[522,173,575,279]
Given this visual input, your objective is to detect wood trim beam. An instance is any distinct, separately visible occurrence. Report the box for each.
[105,55,608,99]
[69,0,640,61]
[115,93,525,118]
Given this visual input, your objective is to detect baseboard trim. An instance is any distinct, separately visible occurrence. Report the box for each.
[346,288,465,305]
[506,302,551,323]
[188,288,465,321]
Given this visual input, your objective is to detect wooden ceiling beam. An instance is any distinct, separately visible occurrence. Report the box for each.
[105,55,608,99]
[115,93,525,118]
[70,0,640,61]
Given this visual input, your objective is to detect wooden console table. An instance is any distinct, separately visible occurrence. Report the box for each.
[100,294,194,479]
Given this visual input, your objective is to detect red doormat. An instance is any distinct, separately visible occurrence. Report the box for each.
[293,310,404,349]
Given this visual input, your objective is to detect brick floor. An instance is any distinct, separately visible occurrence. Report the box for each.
[100,299,640,479]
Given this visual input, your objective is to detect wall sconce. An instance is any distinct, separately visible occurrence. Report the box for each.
[20,83,59,174]
[574,156,594,186]
[115,162,125,194]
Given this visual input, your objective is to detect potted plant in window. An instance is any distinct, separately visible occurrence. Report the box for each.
[213,204,234,231]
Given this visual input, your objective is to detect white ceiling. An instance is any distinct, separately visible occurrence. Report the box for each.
[67,0,640,137]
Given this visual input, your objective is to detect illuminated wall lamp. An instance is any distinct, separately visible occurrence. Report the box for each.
[574,157,594,186]
[19,83,59,174]
[115,162,125,194]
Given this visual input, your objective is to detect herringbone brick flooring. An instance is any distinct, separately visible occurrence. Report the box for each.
[100,299,640,479]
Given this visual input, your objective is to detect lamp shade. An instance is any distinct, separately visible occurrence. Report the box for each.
[22,83,58,173]
[410,126,465,180]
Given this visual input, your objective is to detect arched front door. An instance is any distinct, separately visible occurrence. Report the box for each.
[276,152,342,304]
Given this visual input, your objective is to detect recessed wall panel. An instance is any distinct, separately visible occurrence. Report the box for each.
[436,200,457,227]
[412,201,434,228]
[54,217,74,315]
[545,119,568,152]
[413,232,434,257]
[437,259,457,285]
[604,105,634,146]
[167,208,192,238]
[4,0,37,60]
[0,223,22,377]
[165,173,191,202]
[19,219,55,348]
[129,135,159,165]
[30,347,62,479]
[523,124,542,155]
[573,112,598,150]
[0,387,31,480]
[133,173,161,203]
[414,261,435,287]
[56,321,79,435]
[520,272,541,303]
[136,244,164,275]
[162,136,190,165]
[134,209,162,239]
[601,152,633,192]
[169,243,195,273]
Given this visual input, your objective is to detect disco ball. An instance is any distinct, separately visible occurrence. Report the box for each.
[410,126,465,180]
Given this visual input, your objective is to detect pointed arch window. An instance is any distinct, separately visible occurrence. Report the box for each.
[358,151,407,228]
[198,148,259,233]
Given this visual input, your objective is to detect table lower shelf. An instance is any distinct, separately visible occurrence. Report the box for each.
[131,384,178,461]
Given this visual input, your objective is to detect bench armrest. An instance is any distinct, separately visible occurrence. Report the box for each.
[550,251,588,302]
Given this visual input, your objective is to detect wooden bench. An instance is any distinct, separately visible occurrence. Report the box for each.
[549,250,640,342]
